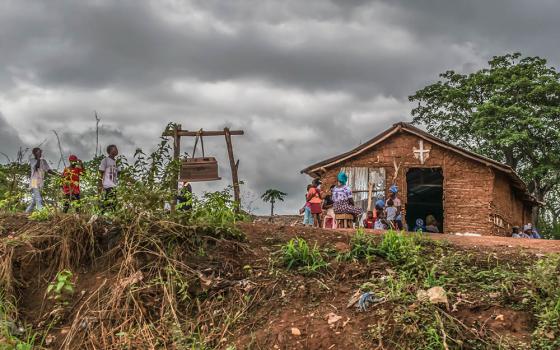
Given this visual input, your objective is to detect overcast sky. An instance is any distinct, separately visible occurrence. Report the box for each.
[1,0,559,214]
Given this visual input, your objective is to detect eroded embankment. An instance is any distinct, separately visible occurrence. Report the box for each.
[0,215,559,349]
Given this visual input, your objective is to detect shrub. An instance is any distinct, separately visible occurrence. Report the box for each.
[526,255,560,349]
[376,230,422,267]
[280,238,328,274]
[28,207,52,222]
[338,228,377,262]
[47,269,75,305]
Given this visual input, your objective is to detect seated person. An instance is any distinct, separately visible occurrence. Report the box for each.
[322,185,337,229]
[425,214,440,233]
[363,211,375,229]
[523,224,539,239]
[332,172,363,219]
[373,208,385,229]
[414,218,426,232]
[513,225,530,238]
[511,226,521,238]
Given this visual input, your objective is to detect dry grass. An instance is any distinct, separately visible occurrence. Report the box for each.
[1,213,255,349]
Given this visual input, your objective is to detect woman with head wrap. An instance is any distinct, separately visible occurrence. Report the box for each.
[387,184,403,230]
[332,172,362,219]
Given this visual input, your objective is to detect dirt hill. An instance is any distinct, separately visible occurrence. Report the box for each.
[1,213,559,349]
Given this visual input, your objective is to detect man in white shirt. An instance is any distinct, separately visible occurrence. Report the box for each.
[99,144,120,212]
[26,148,58,213]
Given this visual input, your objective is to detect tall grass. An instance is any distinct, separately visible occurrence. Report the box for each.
[526,255,560,349]
[280,237,328,274]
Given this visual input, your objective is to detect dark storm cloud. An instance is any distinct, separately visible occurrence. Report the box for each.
[0,112,25,161]
[1,0,560,213]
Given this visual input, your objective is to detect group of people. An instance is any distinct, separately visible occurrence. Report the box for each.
[301,172,408,231]
[25,145,120,214]
[511,224,541,239]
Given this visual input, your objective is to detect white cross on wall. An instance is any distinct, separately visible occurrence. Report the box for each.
[413,140,430,164]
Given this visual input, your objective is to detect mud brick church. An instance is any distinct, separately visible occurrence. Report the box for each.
[301,122,538,236]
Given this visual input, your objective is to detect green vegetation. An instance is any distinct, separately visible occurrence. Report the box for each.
[46,269,75,305]
[280,237,328,274]
[260,189,287,217]
[28,207,52,222]
[376,230,423,266]
[337,228,378,262]
[526,255,560,349]
[0,293,37,350]
[410,52,560,237]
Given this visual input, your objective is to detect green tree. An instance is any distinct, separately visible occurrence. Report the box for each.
[409,53,560,224]
[261,189,287,218]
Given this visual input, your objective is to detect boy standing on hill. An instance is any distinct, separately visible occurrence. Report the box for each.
[99,145,120,212]
[26,147,58,213]
[62,155,84,213]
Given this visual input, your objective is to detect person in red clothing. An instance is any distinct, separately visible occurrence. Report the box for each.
[307,179,322,228]
[363,210,375,229]
[62,155,84,213]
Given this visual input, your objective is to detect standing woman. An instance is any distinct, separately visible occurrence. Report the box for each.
[307,179,323,228]
[332,172,362,219]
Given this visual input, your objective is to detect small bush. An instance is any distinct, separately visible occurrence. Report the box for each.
[28,207,52,222]
[526,255,560,349]
[376,230,422,267]
[0,292,37,350]
[280,238,328,274]
[338,228,377,262]
[47,269,75,305]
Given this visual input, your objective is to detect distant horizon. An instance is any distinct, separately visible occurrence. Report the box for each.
[2,0,560,215]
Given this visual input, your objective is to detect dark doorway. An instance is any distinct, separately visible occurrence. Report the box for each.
[406,168,444,232]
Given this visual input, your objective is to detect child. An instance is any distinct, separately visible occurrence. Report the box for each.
[62,155,84,213]
[363,210,375,229]
[301,185,314,227]
[413,218,426,232]
[99,144,120,213]
[374,208,386,230]
[322,185,337,229]
[384,198,397,230]
[307,179,322,228]
[26,148,58,213]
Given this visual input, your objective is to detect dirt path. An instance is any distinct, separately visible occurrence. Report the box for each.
[425,231,560,253]
[245,222,560,254]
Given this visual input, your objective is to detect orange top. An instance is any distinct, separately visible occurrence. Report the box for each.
[307,187,322,204]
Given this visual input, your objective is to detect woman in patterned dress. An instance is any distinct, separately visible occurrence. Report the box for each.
[332,172,362,218]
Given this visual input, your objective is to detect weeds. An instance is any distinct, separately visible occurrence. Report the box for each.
[526,255,560,349]
[0,292,38,350]
[280,237,328,274]
[376,230,423,269]
[47,269,75,305]
[28,207,52,221]
[337,228,378,262]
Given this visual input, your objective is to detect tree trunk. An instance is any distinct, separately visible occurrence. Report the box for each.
[270,200,275,222]
[532,188,546,227]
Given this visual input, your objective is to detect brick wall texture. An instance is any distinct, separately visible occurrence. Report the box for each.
[316,131,531,236]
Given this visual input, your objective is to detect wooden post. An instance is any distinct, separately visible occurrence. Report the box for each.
[224,127,241,209]
[171,124,181,212]
[366,182,374,213]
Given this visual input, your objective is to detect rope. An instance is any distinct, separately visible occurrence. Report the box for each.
[191,129,206,158]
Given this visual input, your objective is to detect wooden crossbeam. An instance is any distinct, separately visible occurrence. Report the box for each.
[162,130,244,137]
[163,125,244,213]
